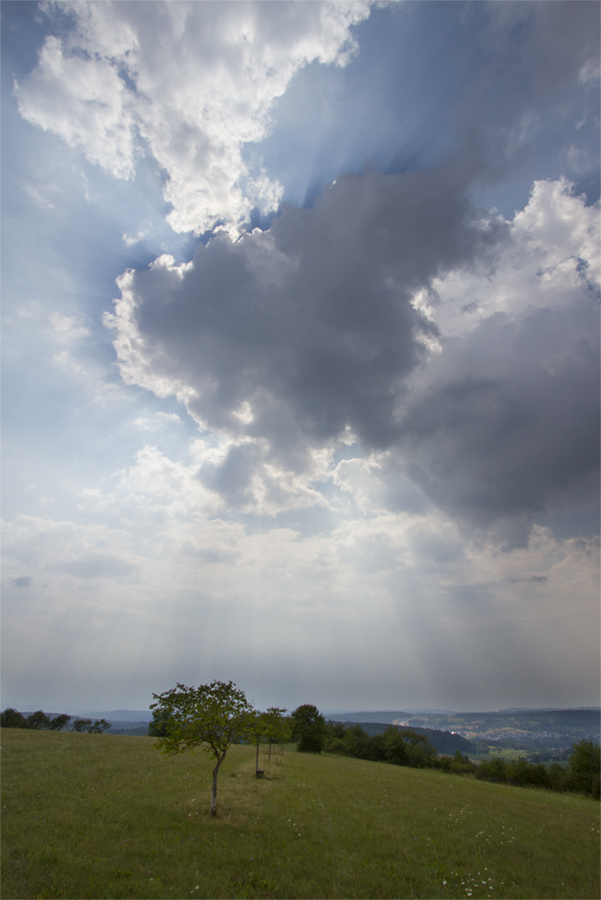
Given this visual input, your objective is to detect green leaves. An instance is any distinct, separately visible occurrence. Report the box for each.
[150,680,254,759]
[291,705,326,753]
[150,680,258,816]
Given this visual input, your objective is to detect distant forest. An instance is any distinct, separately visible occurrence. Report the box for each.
[330,709,600,755]
[329,721,475,755]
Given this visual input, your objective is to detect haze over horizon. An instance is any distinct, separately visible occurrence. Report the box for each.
[2,1,599,716]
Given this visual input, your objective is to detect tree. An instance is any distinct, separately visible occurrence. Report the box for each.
[27,710,51,730]
[383,726,436,768]
[475,758,508,783]
[448,750,476,775]
[384,726,409,765]
[89,718,111,734]
[568,739,600,798]
[48,714,71,731]
[71,718,93,732]
[243,709,268,777]
[151,680,254,816]
[148,705,173,737]
[343,724,370,759]
[291,704,326,753]
[0,708,29,729]
[261,707,291,760]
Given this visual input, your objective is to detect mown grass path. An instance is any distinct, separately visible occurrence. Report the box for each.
[1,730,599,898]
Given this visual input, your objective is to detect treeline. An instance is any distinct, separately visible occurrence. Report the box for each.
[323,722,600,798]
[474,746,600,798]
[331,720,475,755]
[0,708,111,734]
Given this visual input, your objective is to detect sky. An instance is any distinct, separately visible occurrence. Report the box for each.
[2,0,599,716]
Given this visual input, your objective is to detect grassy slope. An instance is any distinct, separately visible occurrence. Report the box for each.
[1,730,599,900]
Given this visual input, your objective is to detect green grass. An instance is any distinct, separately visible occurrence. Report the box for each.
[1,730,599,899]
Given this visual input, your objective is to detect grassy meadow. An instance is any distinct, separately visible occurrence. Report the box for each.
[1,729,599,900]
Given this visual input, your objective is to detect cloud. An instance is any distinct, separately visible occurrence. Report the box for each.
[105,164,502,465]
[15,0,372,236]
[14,33,137,179]
[12,576,32,588]
[399,179,600,543]
[62,554,138,580]
[50,312,90,341]
[453,2,600,180]
[105,172,597,538]
[122,229,150,247]
[2,482,598,710]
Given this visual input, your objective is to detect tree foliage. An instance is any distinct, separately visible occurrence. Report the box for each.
[47,714,71,731]
[259,707,291,762]
[88,718,111,734]
[323,722,439,766]
[71,717,110,733]
[148,705,173,737]
[291,704,327,753]
[0,708,29,729]
[568,739,600,798]
[71,718,93,732]
[27,710,51,730]
[151,680,254,816]
[1,708,71,730]
[473,741,600,798]
[261,707,291,747]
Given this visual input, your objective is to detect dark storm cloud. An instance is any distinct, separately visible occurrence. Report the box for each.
[486,1,600,98]
[123,164,503,466]
[399,299,600,543]
[111,155,599,537]
[453,1,600,178]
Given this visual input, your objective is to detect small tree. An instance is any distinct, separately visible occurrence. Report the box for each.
[71,718,93,732]
[151,680,254,817]
[245,710,268,776]
[48,714,71,731]
[27,710,51,730]
[89,718,111,734]
[291,704,326,753]
[263,707,291,760]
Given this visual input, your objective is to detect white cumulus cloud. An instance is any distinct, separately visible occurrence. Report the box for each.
[15,0,372,236]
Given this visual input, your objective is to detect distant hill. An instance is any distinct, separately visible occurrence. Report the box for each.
[400,708,600,751]
[329,720,476,755]
[72,709,153,722]
[326,710,413,724]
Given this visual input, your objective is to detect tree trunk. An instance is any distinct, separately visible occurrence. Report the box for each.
[256,736,260,773]
[211,754,225,817]
[268,740,272,761]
